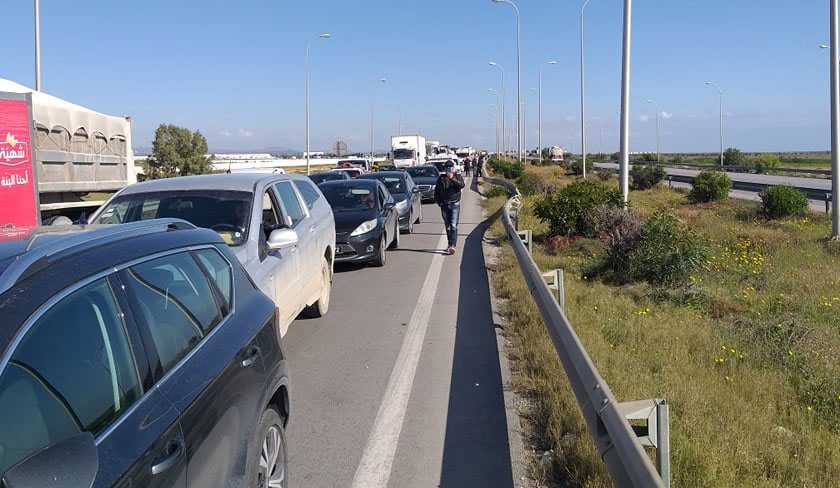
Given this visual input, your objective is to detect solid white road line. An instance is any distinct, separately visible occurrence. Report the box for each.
[350,232,449,488]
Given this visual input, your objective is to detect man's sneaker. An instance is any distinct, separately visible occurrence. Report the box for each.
[447,246,455,255]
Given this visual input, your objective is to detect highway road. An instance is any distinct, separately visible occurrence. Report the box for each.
[595,162,832,212]
[283,176,524,488]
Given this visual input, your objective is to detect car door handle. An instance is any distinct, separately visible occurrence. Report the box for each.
[241,346,260,368]
[151,439,183,475]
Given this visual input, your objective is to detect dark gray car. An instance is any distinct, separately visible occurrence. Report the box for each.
[405,165,439,203]
[358,171,423,234]
[0,220,290,488]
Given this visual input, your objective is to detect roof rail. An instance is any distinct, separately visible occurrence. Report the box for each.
[0,219,197,295]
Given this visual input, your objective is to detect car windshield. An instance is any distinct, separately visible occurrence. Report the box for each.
[407,166,438,178]
[321,185,377,212]
[92,190,252,246]
[393,149,415,159]
[310,172,346,184]
[432,162,449,173]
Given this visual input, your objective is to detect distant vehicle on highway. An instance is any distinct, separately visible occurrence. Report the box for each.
[0,220,290,488]
[338,158,372,171]
[359,171,423,233]
[88,173,336,334]
[319,179,399,267]
[391,135,427,168]
[405,165,439,202]
[309,171,350,185]
[428,158,462,175]
[331,167,365,179]
[377,164,399,172]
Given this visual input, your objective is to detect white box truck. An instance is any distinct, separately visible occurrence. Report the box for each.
[391,135,426,168]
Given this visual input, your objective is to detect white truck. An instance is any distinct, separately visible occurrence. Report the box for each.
[0,78,135,224]
[391,135,427,168]
[456,146,476,158]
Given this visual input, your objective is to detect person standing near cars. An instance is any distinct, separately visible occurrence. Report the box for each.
[434,161,465,255]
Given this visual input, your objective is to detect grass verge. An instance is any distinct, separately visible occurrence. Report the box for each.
[483,167,840,488]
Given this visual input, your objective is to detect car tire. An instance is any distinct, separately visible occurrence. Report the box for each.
[372,235,387,267]
[247,408,287,488]
[302,257,331,318]
[389,221,400,249]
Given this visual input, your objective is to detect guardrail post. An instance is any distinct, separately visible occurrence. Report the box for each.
[667,175,672,189]
[517,229,532,254]
[656,400,671,488]
[827,193,832,215]
[542,268,565,311]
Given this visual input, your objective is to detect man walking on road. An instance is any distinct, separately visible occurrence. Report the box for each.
[434,161,465,255]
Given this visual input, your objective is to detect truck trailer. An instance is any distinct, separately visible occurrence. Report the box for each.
[0,78,135,224]
[391,135,427,168]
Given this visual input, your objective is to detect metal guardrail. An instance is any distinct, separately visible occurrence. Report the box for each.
[484,176,668,488]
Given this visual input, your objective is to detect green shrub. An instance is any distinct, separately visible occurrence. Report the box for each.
[488,158,524,179]
[585,205,643,271]
[595,169,613,181]
[688,170,732,203]
[723,147,745,167]
[516,171,555,196]
[751,154,781,174]
[626,213,709,285]
[484,185,509,199]
[630,164,666,190]
[533,180,623,236]
[566,158,593,176]
[760,186,808,219]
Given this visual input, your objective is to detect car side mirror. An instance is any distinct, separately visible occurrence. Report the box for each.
[2,432,98,488]
[267,228,299,250]
[411,187,421,193]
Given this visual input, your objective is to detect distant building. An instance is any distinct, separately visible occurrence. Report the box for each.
[302,151,325,158]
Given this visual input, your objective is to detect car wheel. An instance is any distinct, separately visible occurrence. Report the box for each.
[389,221,400,249]
[372,235,387,267]
[302,257,331,318]
[247,408,287,488]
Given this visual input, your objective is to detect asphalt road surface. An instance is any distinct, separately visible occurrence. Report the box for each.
[594,162,831,212]
[283,176,522,488]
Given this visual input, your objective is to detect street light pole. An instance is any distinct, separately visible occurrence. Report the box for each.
[647,99,660,163]
[489,62,506,158]
[305,33,330,175]
[580,0,592,177]
[489,89,502,157]
[34,0,41,91]
[539,60,559,164]
[831,0,840,237]
[493,0,522,163]
[705,81,724,167]
[618,0,632,204]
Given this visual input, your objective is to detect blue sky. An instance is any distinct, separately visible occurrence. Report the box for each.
[0,1,832,153]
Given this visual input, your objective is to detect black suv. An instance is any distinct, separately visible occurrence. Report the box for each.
[0,220,289,488]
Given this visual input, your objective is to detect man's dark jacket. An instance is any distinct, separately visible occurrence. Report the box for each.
[434,173,465,205]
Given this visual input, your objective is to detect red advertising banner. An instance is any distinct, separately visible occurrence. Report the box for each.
[0,98,38,240]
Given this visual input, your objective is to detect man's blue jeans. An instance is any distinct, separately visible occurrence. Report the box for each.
[439,201,461,247]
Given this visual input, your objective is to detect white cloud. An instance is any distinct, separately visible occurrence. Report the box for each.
[238,128,254,138]
[639,114,650,122]
[661,111,673,119]
[220,129,232,137]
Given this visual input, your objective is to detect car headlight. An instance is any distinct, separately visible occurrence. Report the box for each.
[396,199,409,212]
[350,218,378,236]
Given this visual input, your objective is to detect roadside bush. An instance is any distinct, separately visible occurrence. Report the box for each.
[516,171,550,196]
[626,213,709,285]
[751,154,781,174]
[760,185,808,219]
[723,147,745,167]
[688,170,732,203]
[630,164,666,190]
[566,158,593,176]
[585,205,643,270]
[489,158,524,179]
[595,169,613,181]
[484,185,509,199]
[533,180,622,236]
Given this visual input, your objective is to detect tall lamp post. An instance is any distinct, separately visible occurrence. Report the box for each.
[34,0,42,91]
[618,0,632,204]
[539,60,559,164]
[821,39,840,237]
[305,33,331,175]
[647,99,660,163]
[489,89,502,156]
[704,81,724,167]
[492,0,522,163]
[489,61,506,158]
[580,0,592,177]
[830,0,840,238]
[370,78,387,162]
